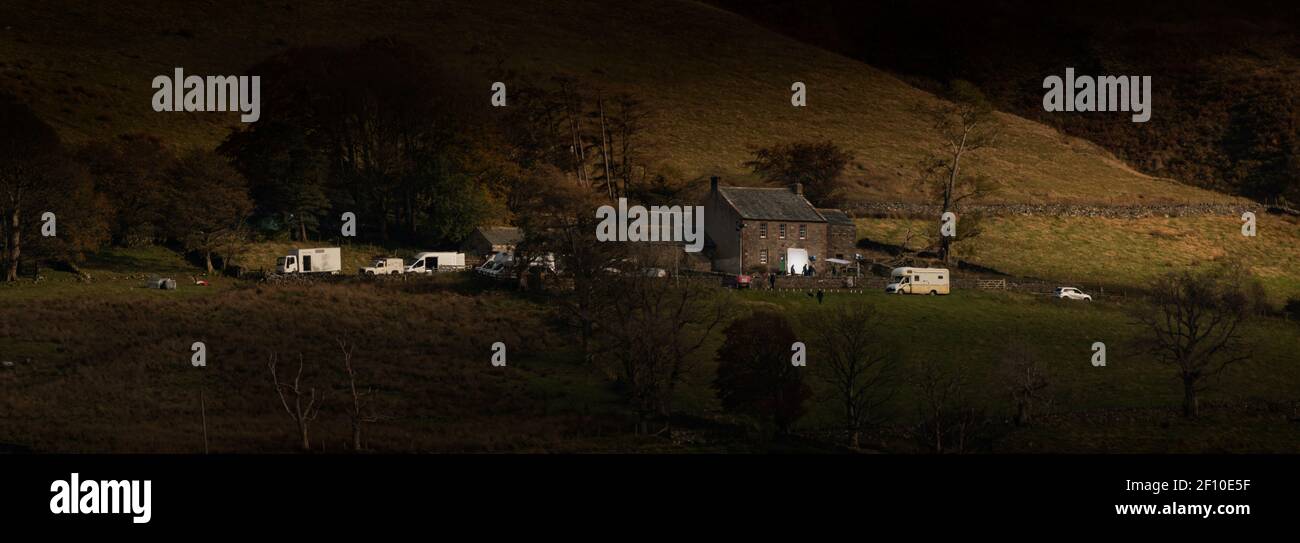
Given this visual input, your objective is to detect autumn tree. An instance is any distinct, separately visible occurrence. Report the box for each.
[745,140,854,206]
[219,123,329,241]
[167,150,253,274]
[0,95,62,281]
[22,163,111,278]
[226,39,483,245]
[1134,265,1255,418]
[76,134,176,245]
[519,180,626,364]
[713,309,811,435]
[919,80,1000,262]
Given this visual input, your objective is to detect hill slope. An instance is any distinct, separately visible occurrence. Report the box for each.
[0,0,1239,205]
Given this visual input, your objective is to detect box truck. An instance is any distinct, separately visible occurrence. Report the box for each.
[276,247,342,275]
[885,267,950,295]
[407,252,466,273]
[360,257,405,275]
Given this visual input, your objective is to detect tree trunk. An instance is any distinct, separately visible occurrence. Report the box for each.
[1182,378,1199,418]
[205,249,214,274]
[200,382,209,454]
[299,422,311,451]
[5,208,19,282]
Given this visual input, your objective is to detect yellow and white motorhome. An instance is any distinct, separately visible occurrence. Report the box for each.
[885,267,950,295]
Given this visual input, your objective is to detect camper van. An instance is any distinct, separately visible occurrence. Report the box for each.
[885,267,950,295]
[276,248,342,275]
[360,257,404,275]
[407,252,466,273]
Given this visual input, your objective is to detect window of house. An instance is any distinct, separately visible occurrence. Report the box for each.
[799,224,807,240]
[759,223,767,239]
[760,249,768,264]
[779,224,786,239]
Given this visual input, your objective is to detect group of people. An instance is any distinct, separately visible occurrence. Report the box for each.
[790,264,816,277]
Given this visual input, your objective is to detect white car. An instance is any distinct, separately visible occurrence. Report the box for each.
[1055,287,1092,301]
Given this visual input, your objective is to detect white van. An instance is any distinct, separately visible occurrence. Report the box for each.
[407,252,466,273]
[885,267,950,295]
[276,248,342,274]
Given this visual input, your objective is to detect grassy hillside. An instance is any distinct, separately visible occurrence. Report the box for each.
[0,0,1238,205]
[858,214,1300,303]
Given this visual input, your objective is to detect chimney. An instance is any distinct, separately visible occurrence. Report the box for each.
[710,176,720,193]
[792,182,803,196]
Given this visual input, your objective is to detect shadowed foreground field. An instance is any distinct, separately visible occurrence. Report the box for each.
[3,259,1298,453]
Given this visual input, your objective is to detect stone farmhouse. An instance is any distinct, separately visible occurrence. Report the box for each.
[703,177,857,274]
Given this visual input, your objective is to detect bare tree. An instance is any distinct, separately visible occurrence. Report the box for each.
[518,183,626,365]
[919,80,1000,262]
[337,339,378,451]
[808,304,899,448]
[998,338,1050,426]
[913,360,987,454]
[269,352,323,451]
[595,271,728,435]
[199,368,209,454]
[1134,266,1254,418]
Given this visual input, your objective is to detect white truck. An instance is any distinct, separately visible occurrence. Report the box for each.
[407,252,466,273]
[360,257,405,275]
[885,267,950,295]
[276,247,342,275]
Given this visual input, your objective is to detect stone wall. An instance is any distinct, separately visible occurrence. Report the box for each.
[847,202,1276,219]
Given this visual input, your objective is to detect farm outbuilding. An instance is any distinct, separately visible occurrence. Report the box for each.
[462,226,523,260]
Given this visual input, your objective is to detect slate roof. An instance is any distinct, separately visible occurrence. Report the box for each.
[816,208,855,226]
[717,187,825,222]
[476,226,523,245]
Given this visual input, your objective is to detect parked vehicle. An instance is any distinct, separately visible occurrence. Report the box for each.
[477,260,508,278]
[360,257,404,275]
[476,252,512,278]
[522,253,557,274]
[407,252,466,273]
[724,273,752,289]
[276,248,342,274]
[1055,287,1092,301]
[885,267,950,295]
[477,251,555,279]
